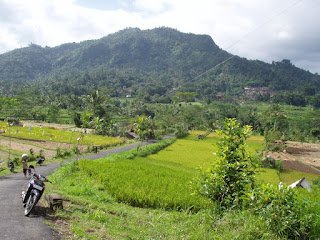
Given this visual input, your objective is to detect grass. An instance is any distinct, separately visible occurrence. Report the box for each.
[256,168,280,186]
[280,169,319,184]
[77,133,265,212]
[45,132,320,239]
[47,162,278,240]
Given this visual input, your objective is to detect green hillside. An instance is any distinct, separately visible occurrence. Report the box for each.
[0,27,319,98]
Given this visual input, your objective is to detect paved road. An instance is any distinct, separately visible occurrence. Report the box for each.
[0,163,60,240]
[0,135,174,240]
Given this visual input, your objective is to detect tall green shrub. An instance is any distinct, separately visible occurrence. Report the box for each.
[193,118,257,209]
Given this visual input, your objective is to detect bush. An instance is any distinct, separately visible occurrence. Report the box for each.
[275,159,283,176]
[174,124,189,138]
[312,176,320,187]
[36,149,45,158]
[72,145,80,155]
[12,157,20,166]
[55,147,63,158]
[29,148,36,162]
[193,118,257,209]
[245,184,320,239]
[63,149,71,157]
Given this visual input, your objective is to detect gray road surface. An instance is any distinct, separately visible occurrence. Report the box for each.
[0,135,174,240]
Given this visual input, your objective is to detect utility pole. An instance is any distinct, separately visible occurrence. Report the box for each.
[8,121,12,161]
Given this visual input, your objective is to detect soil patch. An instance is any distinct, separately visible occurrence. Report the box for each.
[266,140,320,175]
[282,160,320,175]
[285,147,317,154]
[285,141,320,169]
[20,121,93,133]
[0,137,87,160]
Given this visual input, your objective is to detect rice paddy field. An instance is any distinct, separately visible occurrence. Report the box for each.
[0,121,124,146]
[0,121,125,176]
[46,131,320,239]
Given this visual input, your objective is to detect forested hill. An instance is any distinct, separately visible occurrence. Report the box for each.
[0,27,319,97]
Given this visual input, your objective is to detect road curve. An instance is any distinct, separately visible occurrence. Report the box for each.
[0,135,174,240]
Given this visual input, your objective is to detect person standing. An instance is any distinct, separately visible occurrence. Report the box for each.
[21,154,29,177]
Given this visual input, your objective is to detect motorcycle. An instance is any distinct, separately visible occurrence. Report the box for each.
[36,156,45,166]
[21,165,51,216]
[9,161,14,172]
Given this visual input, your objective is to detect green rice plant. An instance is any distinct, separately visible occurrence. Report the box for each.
[45,134,320,239]
[0,124,124,146]
[255,168,280,186]
[76,133,265,212]
[78,157,212,211]
[47,162,283,240]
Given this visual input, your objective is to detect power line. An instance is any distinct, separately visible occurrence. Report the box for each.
[163,0,304,97]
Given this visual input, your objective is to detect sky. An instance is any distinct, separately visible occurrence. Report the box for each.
[0,0,319,73]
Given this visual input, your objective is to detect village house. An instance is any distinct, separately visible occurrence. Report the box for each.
[244,86,274,100]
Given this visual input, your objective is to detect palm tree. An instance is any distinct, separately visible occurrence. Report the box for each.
[89,90,106,111]
[132,115,156,141]
[266,104,287,131]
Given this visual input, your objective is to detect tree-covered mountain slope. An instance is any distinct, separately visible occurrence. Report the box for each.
[0,27,319,96]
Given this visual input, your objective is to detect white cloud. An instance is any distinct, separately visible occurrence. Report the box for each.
[0,0,319,73]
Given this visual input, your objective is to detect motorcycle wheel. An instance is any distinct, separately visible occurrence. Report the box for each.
[24,194,38,216]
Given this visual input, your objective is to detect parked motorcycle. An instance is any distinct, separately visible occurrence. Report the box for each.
[21,165,51,216]
[9,161,14,172]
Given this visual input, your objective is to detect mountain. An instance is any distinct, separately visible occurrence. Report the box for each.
[0,27,319,98]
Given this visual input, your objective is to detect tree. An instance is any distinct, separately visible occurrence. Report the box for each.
[310,128,320,139]
[89,90,106,114]
[266,104,287,131]
[311,95,320,109]
[132,115,156,140]
[73,112,83,128]
[300,84,316,96]
[47,105,60,123]
[193,118,257,209]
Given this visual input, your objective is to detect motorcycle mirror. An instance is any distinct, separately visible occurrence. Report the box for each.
[29,165,35,169]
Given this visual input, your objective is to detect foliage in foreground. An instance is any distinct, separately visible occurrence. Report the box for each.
[192,119,320,239]
[47,161,273,239]
[49,158,320,239]
[193,119,258,209]
[245,184,320,239]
